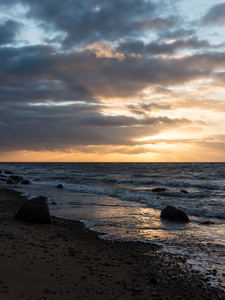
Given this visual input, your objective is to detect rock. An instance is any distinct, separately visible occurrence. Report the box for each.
[51,201,59,205]
[9,175,24,182]
[7,179,15,184]
[200,220,215,225]
[14,196,52,224]
[180,189,189,194]
[57,184,63,189]
[160,205,189,223]
[21,179,30,185]
[152,188,169,193]
[149,277,159,284]
[4,170,14,174]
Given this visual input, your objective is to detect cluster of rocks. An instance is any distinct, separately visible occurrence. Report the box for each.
[0,170,64,224]
[0,170,30,185]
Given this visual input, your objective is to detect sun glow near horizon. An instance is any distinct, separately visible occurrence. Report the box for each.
[0,0,225,162]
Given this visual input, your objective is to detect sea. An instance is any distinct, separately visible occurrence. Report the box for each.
[0,162,225,290]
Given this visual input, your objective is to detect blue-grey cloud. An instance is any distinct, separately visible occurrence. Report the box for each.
[0,20,23,45]
[118,37,211,56]
[0,0,224,156]
[16,0,177,48]
[203,2,225,25]
[0,100,191,152]
[1,43,225,106]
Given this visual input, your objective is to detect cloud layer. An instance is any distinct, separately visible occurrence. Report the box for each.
[0,0,225,161]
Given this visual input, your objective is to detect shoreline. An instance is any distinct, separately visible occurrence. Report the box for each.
[0,188,225,299]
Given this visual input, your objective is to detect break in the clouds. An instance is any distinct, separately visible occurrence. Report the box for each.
[0,0,225,161]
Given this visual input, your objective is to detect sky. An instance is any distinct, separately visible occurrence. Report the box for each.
[1,0,225,162]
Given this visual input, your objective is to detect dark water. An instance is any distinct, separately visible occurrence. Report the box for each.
[1,162,225,290]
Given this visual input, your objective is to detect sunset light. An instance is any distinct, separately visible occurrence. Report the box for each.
[0,0,225,162]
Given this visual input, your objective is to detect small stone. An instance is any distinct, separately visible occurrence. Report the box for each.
[152,188,169,193]
[22,180,30,185]
[149,277,158,284]
[180,189,189,194]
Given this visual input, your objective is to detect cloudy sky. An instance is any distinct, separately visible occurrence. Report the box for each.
[1,0,225,162]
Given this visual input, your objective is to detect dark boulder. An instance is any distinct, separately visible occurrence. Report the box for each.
[160,205,189,223]
[152,188,169,193]
[57,184,63,189]
[51,200,59,205]
[14,196,52,224]
[180,189,189,194]
[7,179,15,184]
[200,220,215,225]
[4,170,13,175]
[22,179,30,185]
[9,175,23,182]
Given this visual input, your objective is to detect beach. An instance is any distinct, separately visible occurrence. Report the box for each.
[0,188,225,300]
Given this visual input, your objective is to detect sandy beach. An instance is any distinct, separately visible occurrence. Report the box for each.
[0,188,225,300]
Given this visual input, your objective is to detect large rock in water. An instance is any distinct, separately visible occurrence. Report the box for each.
[14,196,52,224]
[160,205,189,223]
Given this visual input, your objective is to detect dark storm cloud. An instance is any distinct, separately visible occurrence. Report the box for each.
[0,99,191,152]
[159,28,196,39]
[203,2,225,25]
[0,0,224,156]
[18,0,175,47]
[118,37,210,56]
[146,37,210,55]
[1,42,225,106]
[0,20,22,45]
[73,51,225,98]
[0,45,95,103]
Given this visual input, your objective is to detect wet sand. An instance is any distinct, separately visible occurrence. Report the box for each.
[0,188,225,300]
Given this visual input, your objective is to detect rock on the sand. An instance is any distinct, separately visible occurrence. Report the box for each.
[160,205,189,223]
[9,175,23,182]
[14,196,52,224]
[152,188,169,193]
[21,179,30,185]
[57,184,63,189]
[180,189,189,194]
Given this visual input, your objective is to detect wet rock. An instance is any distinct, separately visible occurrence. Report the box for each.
[9,175,23,182]
[36,196,49,202]
[160,205,189,223]
[57,184,63,189]
[200,220,215,225]
[152,188,169,193]
[51,201,59,205]
[21,179,30,185]
[7,179,15,184]
[14,196,52,224]
[180,189,189,194]
[4,170,13,175]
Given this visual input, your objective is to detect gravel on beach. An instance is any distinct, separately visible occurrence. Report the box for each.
[0,188,225,300]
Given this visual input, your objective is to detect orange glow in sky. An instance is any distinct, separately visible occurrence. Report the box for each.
[0,0,225,162]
